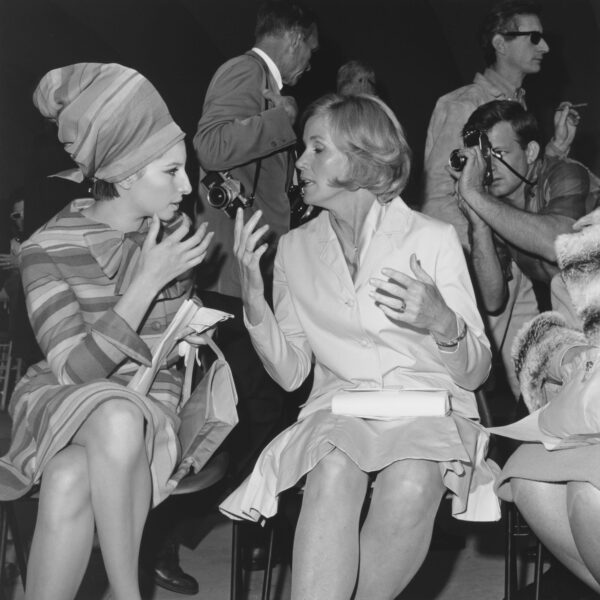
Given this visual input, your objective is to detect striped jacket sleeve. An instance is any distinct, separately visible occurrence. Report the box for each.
[20,242,152,385]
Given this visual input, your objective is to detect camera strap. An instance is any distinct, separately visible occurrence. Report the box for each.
[246,51,273,202]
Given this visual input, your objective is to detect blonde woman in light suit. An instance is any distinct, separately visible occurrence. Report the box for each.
[219,93,497,600]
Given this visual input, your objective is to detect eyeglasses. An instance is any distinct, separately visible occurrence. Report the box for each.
[501,30,546,45]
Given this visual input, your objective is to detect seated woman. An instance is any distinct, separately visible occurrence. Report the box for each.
[496,208,600,594]
[0,63,213,600]
[220,93,497,600]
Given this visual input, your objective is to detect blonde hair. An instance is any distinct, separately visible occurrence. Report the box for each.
[301,93,411,203]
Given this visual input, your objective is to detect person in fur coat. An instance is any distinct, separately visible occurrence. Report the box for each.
[495,207,600,593]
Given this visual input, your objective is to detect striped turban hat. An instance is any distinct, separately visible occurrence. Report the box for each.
[33,63,185,183]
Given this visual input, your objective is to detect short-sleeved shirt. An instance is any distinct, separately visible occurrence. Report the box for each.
[501,155,592,284]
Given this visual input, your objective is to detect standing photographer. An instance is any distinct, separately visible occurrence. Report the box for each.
[193,0,318,574]
[456,100,597,397]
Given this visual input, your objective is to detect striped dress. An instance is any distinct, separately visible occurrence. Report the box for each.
[0,198,193,506]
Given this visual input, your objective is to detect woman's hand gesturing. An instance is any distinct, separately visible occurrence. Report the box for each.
[233,208,270,325]
[136,215,213,294]
[369,254,456,339]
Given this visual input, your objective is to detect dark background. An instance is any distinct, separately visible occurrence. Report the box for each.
[1,0,599,217]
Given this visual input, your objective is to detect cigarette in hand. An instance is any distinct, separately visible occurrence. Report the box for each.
[557,102,588,110]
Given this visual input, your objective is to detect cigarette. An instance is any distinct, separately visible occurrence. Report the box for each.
[568,103,588,109]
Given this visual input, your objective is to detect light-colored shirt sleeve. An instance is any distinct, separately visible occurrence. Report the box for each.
[429,225,492,390]
[422,98,479,248]
[243,248,313,392]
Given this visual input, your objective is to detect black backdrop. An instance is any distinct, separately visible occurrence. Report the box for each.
[1,0,599,212]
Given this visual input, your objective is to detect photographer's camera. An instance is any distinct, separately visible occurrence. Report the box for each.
[449,129,494,186]
[200,171,254,218]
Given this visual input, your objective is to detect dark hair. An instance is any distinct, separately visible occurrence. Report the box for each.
[300,93,411,203]
[463,100,540,148]
[255,0,316,41]
[91,179,120,201]
[479,0,542,66]
[336,60,376,96]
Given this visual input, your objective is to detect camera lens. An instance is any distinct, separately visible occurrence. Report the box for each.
[449,149,467,172]
[207,186,230,208]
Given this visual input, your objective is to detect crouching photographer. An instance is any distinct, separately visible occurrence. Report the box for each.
[453,99,596,404]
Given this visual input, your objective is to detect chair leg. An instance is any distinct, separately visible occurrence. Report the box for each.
[0,505,9,600]
[231,520,242,600]
[261,519,276,600]
[7,503,27,590]
[505,503,516,600]
[533,540,544,600]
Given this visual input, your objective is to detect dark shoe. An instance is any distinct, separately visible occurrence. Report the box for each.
[153,542,199,595]
[154,562,199,595]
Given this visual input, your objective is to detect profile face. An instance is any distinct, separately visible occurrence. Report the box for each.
[295,114,350,209]
[486,121,532,200]
[503,14,549,75]
[124,140,191,222]
[281,29,319,86]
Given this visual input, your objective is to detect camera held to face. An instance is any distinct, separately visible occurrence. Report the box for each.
[449,129,494,186]
[200,171,254,218]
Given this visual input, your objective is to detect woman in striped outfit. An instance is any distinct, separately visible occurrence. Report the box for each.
[0,63,213,600]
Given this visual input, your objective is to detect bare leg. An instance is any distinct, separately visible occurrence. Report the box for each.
[25,446,94,600]
[354,459,445,600]
[291,449,369,600]
[512,478,600,592]
[72,399,151,600]
[567,481,600,588]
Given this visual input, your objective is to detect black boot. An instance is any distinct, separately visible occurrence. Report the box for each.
[153,540,199,595]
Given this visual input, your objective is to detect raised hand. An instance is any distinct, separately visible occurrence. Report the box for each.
[369,254,456,338]
[551,101,581,155]
[233,208,270,323]
[136,215,213,293]
[457,147,488,203]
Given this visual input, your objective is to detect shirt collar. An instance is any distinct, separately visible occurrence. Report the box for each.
[478,68,526,104]
[251,47,283,90]
[67,198,189,297]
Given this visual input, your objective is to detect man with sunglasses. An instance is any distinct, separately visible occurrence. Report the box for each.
[422,0,578,250]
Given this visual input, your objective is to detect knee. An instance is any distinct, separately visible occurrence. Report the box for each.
[373,462,443,523]
[567,481,600,521]
[85,399,146,462]
[40,452,90,522]
[303,450,368,505]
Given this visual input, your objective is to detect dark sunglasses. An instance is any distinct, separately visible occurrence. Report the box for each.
[501,30,545,45]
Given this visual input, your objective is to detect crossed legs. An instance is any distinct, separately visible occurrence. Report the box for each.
[511,478,600,593]
[291,451,445,600]
[25,399,151,600]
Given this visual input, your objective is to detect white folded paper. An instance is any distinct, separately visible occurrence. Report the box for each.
[128,299,233,395]
[331,388,451,420]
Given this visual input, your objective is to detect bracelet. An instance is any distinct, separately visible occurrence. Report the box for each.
[434,320,468,348]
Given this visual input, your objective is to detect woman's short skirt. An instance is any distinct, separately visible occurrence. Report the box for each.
[496,441,600,502]
[220,410,500,523]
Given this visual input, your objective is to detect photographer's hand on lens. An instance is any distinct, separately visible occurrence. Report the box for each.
[457,147,488,204]
[262,89,298,124]
[135,215,214,295]
[368,254,456,340]
[551,101,581,155]
[234,208,270,325]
